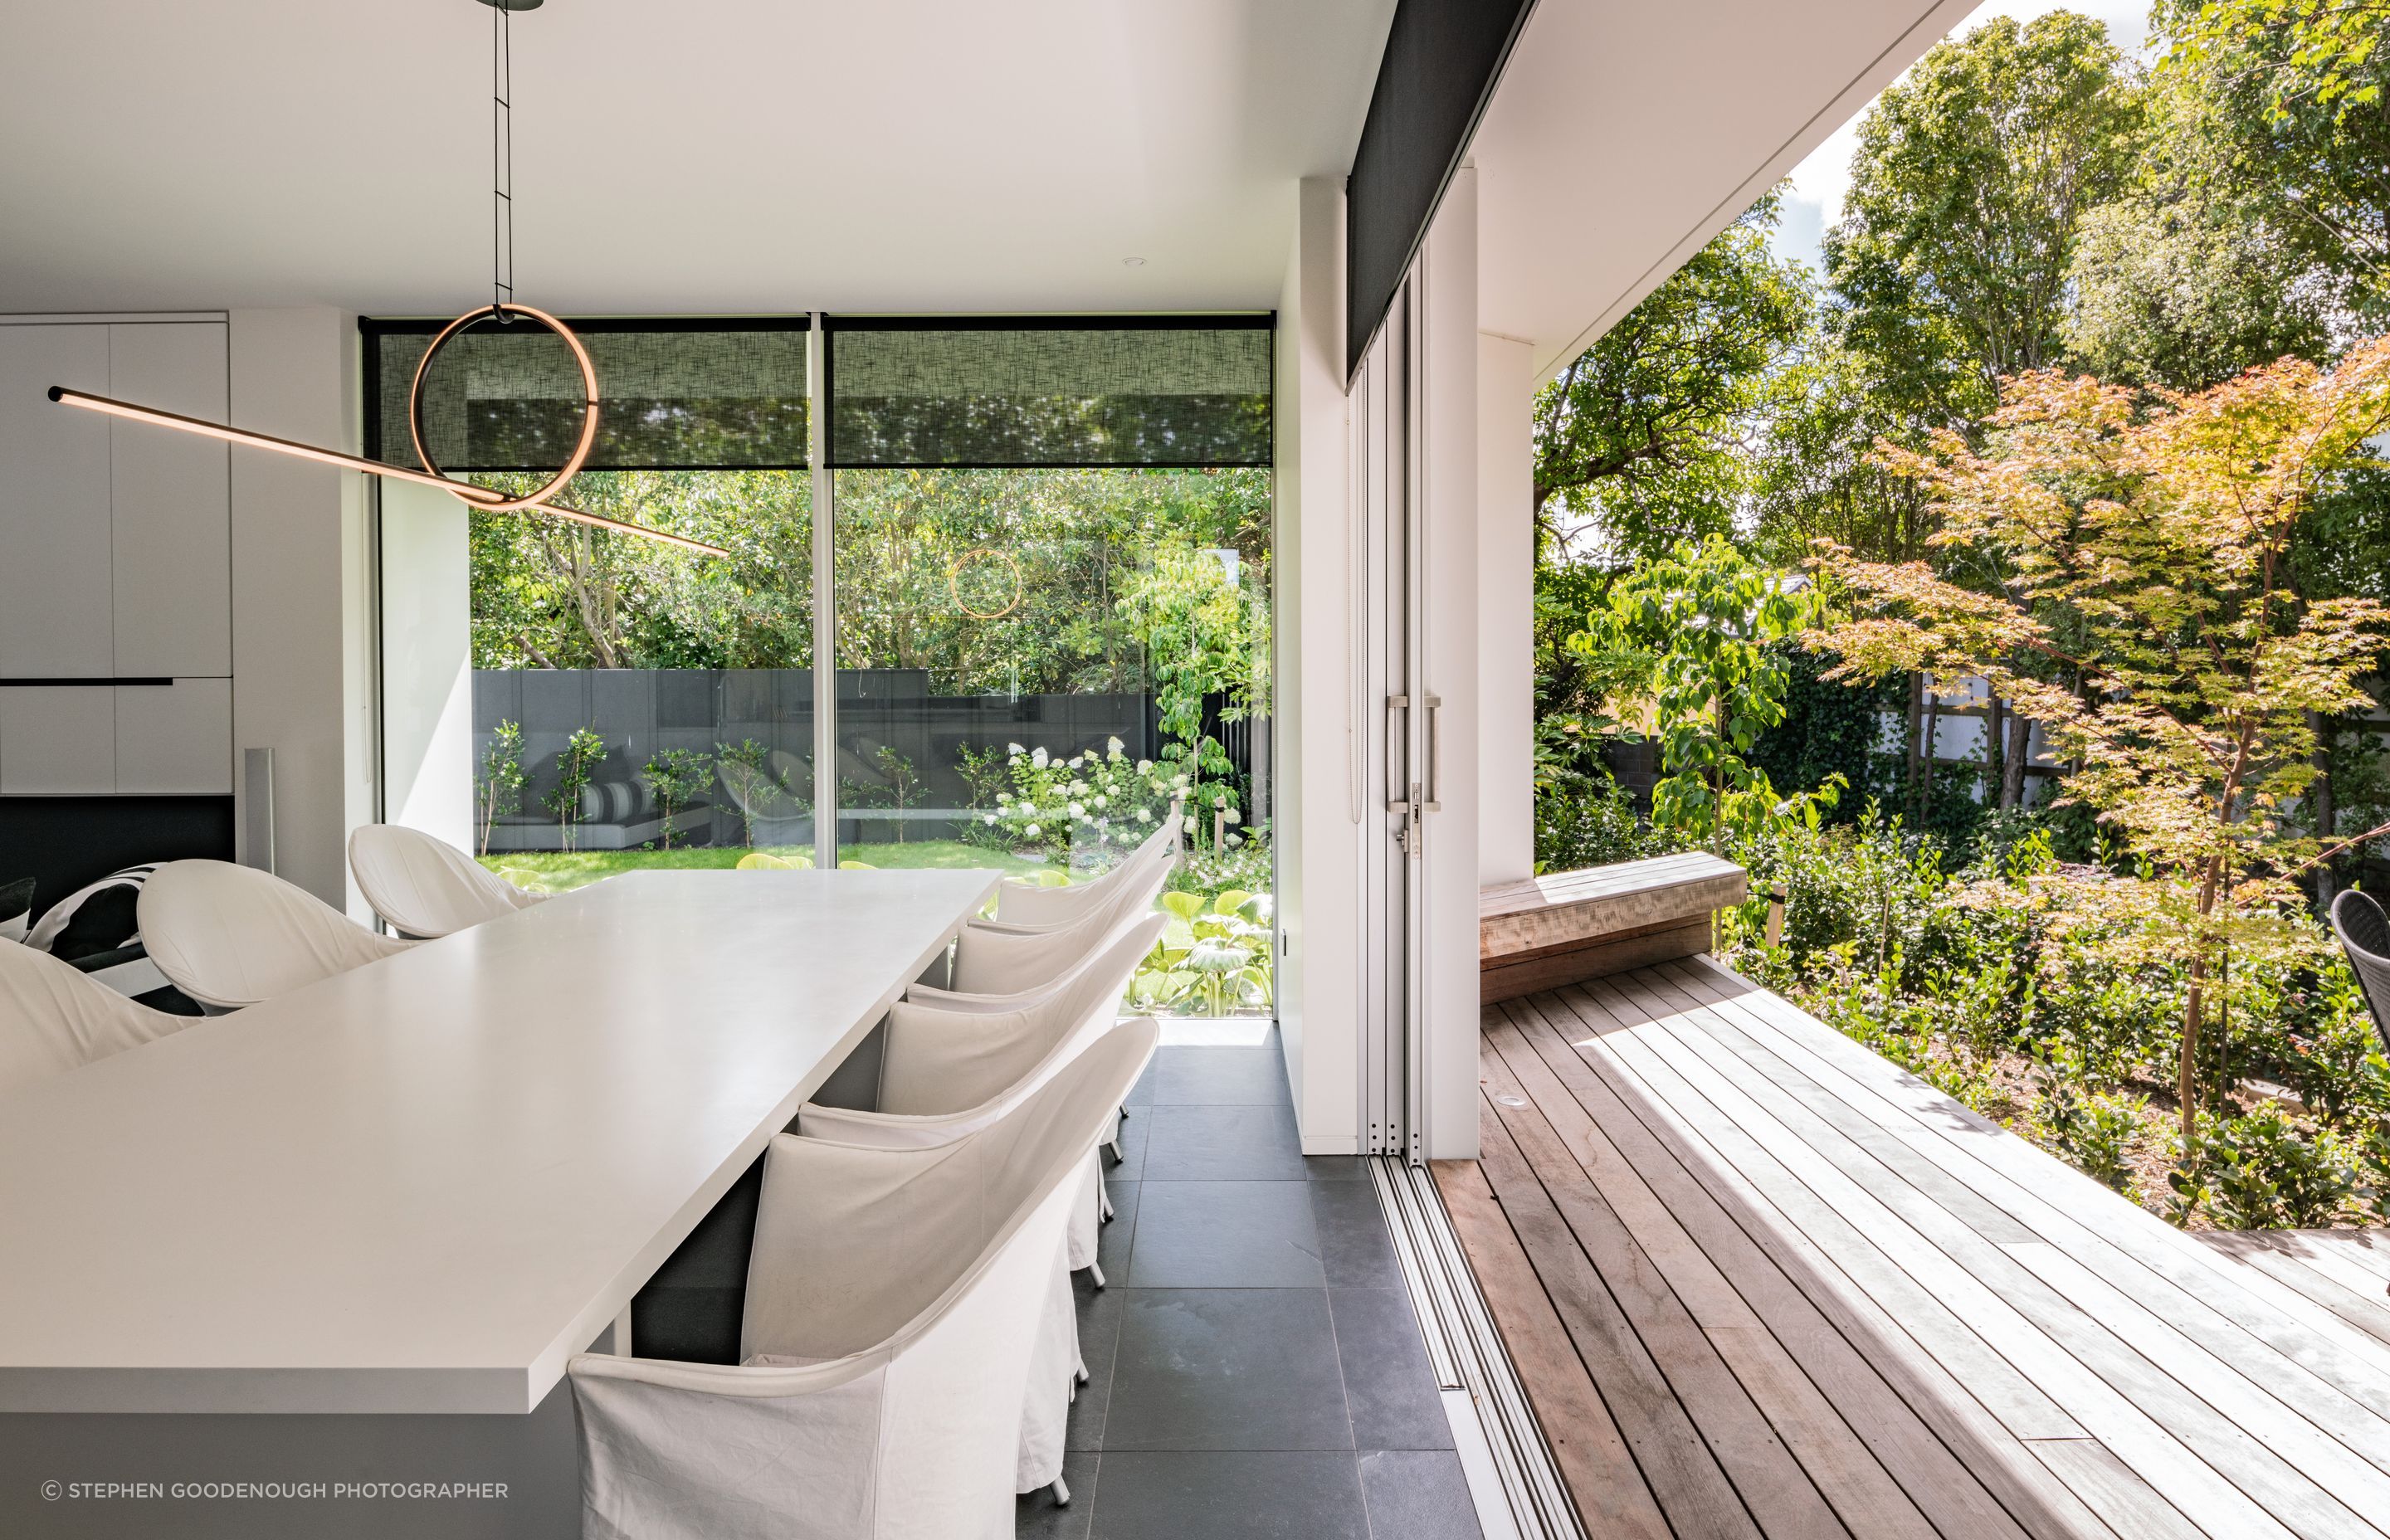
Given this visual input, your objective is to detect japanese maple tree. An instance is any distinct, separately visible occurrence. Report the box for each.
[1813,341,2390,1136]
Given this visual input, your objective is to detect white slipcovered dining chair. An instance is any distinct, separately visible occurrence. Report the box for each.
[990,812,1182,929]
[0,942,193,1097]
[797,915,1164,1498]
[349,824,544,939]
[137,860,413,1011]
[947,846,1172,996]
[569,1020,1158,1540]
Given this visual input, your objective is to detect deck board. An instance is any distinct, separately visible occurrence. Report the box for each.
[1448,958,2390,1540]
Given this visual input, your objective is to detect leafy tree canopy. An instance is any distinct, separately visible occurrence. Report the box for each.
[1531,191,1811,567]
[1827,12,2143,421]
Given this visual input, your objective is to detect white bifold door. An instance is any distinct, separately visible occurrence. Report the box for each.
[1352,280,1440,1163]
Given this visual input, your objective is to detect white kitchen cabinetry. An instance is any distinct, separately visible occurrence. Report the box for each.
[0,317,234,794]
[110,324,232,677]
[0,686,115,792]
[0,325,114,676]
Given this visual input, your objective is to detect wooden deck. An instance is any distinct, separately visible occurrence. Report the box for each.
[1434,957,2390,1540]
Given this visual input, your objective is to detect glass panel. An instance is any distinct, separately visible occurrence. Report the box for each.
[463,470,817,889]
[832,466,1274,1016]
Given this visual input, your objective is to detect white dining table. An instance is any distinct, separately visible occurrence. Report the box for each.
[0,866,999,1417]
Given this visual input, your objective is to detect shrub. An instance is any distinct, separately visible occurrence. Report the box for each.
[2172,1105,2363,1229]
[1534,770,1674,873]
[988,738,1192,864]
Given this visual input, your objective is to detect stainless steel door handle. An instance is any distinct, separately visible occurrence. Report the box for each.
[1422,693,1442,812]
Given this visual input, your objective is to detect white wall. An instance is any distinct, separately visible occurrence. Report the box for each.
[1276,176,1362,1155]
[1419,170,1480,1161]
[378,480,471,854]
[1476,326,1534,887]
[228,308,373,914]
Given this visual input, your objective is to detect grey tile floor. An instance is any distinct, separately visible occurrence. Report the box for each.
[1018,1031,1483,1540]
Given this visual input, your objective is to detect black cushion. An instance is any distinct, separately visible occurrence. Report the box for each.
[0,876,32,944]
[48,882,140,963]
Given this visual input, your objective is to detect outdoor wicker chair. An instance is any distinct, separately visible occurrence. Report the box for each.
[2328,889,2390,1057]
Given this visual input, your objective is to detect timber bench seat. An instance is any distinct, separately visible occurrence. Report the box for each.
[1477,851,1746,1004]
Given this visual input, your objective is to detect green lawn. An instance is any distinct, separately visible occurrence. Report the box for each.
[481,841,1051,893]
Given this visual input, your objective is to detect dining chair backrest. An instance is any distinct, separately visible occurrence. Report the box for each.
[138,860,412,1011]
[0,942,190,1098]
[992,812,1182,929]
[950,854,1169,995]
[348,824,541,939]
[2329,889,2390,1055]
[873,912,1164,1119]
[568,1021,1158,1540]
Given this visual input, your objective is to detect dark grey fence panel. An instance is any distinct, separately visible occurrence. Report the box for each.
[471,668,1262,852]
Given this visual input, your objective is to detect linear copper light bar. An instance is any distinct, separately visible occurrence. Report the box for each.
[47,387,729,559]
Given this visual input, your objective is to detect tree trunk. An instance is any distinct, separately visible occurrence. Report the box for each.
[1905,672,1926,821]
[1919,683,1941,817]
[1987,694,2006,807]
[2181,952,2207,1140]
[2311,710,2337,905]
[2001,709,2031,810]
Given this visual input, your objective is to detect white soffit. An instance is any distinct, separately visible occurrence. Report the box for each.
[1471,0,1984,381]
[0,0,1393,317]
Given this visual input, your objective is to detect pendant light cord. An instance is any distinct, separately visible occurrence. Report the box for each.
[492,1,515,320]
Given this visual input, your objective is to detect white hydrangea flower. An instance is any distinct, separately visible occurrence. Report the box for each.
[1174,775,1191,790]
[1136,807,1154,823]
[983,813,998,826]
[1069,754,1085,768]
[1107,737,1125,758]
[1137,759,1154,774]
[1226,832,1244,846]
[1094,794,1108,809]
[1007,742,1026,756]
[1223,807,1241,825]
[1024,823,1042,838]
[1069,802,1087,818]
[1031,747,1049,768]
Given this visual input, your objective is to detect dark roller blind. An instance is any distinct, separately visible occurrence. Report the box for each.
[1346,0,1536,378]
[827,318,1272,468]
[362,318,810,470]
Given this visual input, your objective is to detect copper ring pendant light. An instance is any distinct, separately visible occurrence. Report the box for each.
[407,301,600,514]
[43,0,724,559]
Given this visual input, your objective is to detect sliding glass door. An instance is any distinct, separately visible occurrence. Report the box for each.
[373,313,1275,1017]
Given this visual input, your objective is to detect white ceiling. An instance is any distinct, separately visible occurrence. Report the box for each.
[1471,0,1983,380]
[0,0,1393,318]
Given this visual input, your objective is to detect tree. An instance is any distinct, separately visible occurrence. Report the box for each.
[1568,536,1841,852]
[476,719,526,856]
[1828,12,2143,422]
[1532,192,1811,564]
[2157,0,2390,324]
[2172,0,2390,125]
[543,729,608,852]
[1115,543,1263,844]
[641,748,713,850]
[2065,189,2333,390]
[1812,344,2390,1138]
[1752,343,1942,566]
